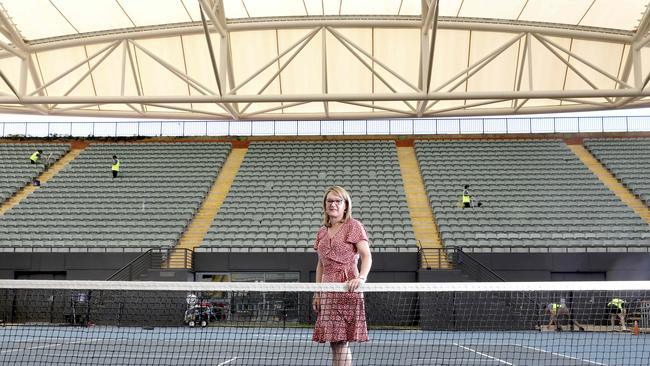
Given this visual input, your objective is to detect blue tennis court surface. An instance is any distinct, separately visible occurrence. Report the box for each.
[1,326,648,365]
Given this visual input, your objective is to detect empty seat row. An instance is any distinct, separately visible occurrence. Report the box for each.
[201,141,417,252]
[0,142,231,250]
[416,139,650,250]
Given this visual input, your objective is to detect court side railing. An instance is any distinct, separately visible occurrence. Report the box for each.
[193,244,418,253]
[0,246,164,253]
[452,248,506,282]
[105,249,163,281]
[418,246,454,269]
[105,247,193,281]
[165,248,193,269]
[419,247,505,282]
[451,245,650,253]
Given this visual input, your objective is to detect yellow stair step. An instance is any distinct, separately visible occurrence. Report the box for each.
[167,147,248,269]
[397,146,448,269]
[568,144,650,225]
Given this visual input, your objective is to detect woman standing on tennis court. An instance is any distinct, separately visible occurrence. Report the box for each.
[312,186,372,366]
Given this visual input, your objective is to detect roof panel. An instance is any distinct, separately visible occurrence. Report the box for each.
[640,47,650,82]
[328,101,372,113]
[519,0,593,25]
[580,0,645,31]
[245,101,283,115]
[373,28,419,93]
[238,0,306,18]
[429,29,471,92]
[526,36,571,93]
[182,0,201,21]
[0,56,34,95]
[303,0,323,16]
[223,0,249,18]
[189,103,228,116]
[467,99,512,110]
[280,102,323,114]
[182,34,222,95]
[618,44,631,82]
[564,39,625,90]
[466,32,519,93]
[439,0,463,17]
[1,0,74,40]
[97,103,133,112]
[457,0,526,20]
[50,0,133,33]
[519,98,562,108]
[87,42,137,97]
[340,0,404,16]
[373,28,419,114]
[428,99,468,114]
[399,0,422,16]
[118,0,193,27]
[323,0,341,16]
[326,29,373,95]
[230,30,281,95]
[278,29,322,95]
[134,37,191,98]
[36,46,95,97]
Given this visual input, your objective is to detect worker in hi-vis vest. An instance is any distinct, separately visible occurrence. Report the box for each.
[545,300,585,331]
[30,150,43,164]
[607,297,627,331]
[112,155,120,179]
[461,185,472,208]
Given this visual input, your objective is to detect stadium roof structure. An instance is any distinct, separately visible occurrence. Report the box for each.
[1,0,650,121]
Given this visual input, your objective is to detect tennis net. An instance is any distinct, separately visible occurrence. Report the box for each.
[1,280,649,365]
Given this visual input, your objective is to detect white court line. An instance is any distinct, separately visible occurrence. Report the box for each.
[34,352,227,359]
[0,338,101,354]
[218,357,239,365]
[517,344,607,366]
[454,343,514,365]
[407,358,479,364]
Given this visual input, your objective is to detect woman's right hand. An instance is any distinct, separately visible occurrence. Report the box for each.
[312,294,320,313]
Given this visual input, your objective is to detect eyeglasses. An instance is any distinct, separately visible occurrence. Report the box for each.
[326,199,344,205]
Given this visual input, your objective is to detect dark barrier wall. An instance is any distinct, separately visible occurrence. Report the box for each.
[0,253,141,280]
[193,252,419,283]
[471,252,650,281]
[0,252,419,281]
[1,252,650,281]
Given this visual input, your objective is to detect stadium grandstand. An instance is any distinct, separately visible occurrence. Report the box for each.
[1,1,650,365]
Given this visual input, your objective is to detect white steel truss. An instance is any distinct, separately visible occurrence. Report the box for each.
[0,5,650,120]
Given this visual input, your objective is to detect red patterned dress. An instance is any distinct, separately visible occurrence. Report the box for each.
[312,218,369,343]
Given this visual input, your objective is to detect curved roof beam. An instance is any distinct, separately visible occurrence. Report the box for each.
[12,16,633,55]
[1,89,650,105]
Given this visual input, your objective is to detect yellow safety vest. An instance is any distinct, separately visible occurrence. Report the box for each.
[462,193,471,203]
[608,298,624,310]
[30,152,40,162]
[112,160,120,171]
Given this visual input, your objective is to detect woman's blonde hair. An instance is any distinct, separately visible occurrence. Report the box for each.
[321,186,352,227]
